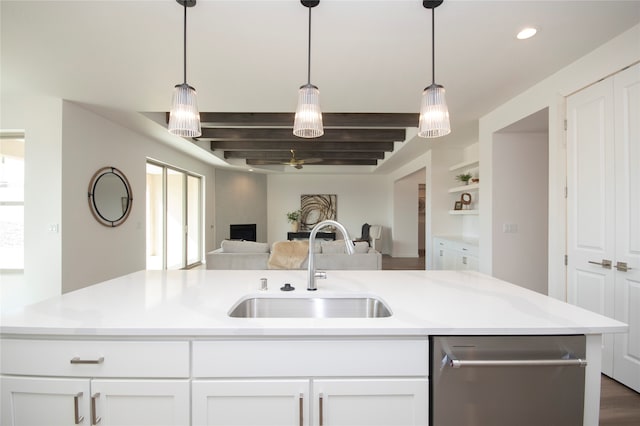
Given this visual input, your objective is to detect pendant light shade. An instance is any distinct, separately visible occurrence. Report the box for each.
[419,83,450,138]
[293,0,323,138]
[418,0,450,138]
[168,0,201,138]
[169,83,201,138]
[294,83,323,138]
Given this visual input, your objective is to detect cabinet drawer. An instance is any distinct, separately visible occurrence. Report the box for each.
[193,338,428,378]
[1,339,189,378]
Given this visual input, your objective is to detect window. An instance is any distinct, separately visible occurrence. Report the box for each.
[0,133,25,269]
[146,161,203,270]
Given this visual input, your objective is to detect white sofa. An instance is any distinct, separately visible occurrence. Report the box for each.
[206,240,382,270]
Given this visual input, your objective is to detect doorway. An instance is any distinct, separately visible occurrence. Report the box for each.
[492,108,549,294]
[146,161,203,270]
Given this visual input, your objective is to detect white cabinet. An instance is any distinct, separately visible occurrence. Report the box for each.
[192,379,308,426]
[192,378,427,426]
[1,377,190,426]
[433,237,478,271]
[1,337,429,426]
[191,339,429,426]
[567,63,640,392]
[313,378,427,426]
[1,377,90,426]
[1,339,191,426]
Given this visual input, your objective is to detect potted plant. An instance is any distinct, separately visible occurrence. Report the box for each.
[456,173,473,185]
[286,210,301,232]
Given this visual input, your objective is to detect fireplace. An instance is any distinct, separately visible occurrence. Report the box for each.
[230,224,257,241]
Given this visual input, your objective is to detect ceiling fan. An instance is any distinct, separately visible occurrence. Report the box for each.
[278,150,322,169]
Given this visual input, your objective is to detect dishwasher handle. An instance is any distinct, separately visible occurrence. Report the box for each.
[445,354,587,368]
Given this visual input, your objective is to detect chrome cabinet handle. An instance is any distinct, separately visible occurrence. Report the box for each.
[74,392,84,424]
[318,393,324,426]
[588,259,612,269]
[615,261,632,272]
[91,393,101,425]
[70,357,104,364]
[299,393,304,426]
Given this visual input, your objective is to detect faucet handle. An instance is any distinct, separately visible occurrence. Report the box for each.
[315,271,327,280]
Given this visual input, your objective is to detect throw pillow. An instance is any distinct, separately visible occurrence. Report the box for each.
[353,241,369,254]
[321,240,347,254]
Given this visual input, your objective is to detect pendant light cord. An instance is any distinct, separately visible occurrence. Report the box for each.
[431,6,435,85]
[307,6,312,85]
[182,1,187,84]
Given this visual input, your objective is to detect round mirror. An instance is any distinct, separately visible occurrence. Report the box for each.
[88,166,133,227]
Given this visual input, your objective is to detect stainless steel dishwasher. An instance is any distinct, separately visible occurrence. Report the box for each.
[430,335,587,426]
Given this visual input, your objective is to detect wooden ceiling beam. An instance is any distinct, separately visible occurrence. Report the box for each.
[210,141,395,152]
[195,112,418,128]
[225,151,385,160]
[199,128,405,142]
[246,159,379,166]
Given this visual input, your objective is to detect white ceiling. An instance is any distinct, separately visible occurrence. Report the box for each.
[2,0,639,173]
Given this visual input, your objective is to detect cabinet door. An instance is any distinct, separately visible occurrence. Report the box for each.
[192,379,309,426]
[312,379,428,426]
[1,376,90,426]
[456,254,478,271]
[91,379,190,426]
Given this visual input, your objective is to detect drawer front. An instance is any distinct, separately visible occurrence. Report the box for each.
[193,338,428,378]
[1,339,189,378]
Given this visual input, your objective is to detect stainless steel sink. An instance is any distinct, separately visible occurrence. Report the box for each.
[228,295,392,318]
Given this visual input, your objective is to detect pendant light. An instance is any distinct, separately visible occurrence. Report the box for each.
[418,0,451,138]
[168,0,201,138]
[293,0,324,138]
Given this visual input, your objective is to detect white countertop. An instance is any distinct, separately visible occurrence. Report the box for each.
[0,270,627,337]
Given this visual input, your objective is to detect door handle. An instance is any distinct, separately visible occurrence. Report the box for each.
[614,261,633,272]
[588,259,612,269]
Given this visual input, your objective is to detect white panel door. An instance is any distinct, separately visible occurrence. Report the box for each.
[1,376,90,426]
[192,379,309,426]
[91,379,190,426]
[312,378,428,426]
[567,76,616,374]
[613,63,640,392]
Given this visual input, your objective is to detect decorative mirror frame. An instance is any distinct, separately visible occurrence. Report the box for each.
[88,166,133,227]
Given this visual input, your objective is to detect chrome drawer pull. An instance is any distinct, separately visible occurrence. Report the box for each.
[91,393,101,425]
[74,392,84,424]
[446,354,587,368]
[319,392,324,426]
[299,393,304,426]
[70,357,104,364]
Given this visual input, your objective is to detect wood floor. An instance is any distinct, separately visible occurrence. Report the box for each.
[383,255,640,425]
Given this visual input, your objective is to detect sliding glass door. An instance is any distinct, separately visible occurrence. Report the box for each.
[146,161,202,270]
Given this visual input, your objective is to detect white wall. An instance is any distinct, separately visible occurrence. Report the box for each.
[1,99,218,305]
[492,132,548,294]
[1,95,63,311]
[214,169,267,249]
[479,23,640,300]
[266,174,391,253]
[60,102,217,293]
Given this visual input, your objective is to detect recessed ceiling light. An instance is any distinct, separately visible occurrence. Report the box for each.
[517,27,537,40]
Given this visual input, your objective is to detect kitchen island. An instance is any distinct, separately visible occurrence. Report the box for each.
[1,269,627,425]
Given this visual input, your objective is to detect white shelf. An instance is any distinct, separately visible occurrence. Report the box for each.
[448,209,479,215]
[448,159,479,172]
[448,183,479,193]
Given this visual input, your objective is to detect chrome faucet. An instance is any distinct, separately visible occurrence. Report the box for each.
[307,220,355,291]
